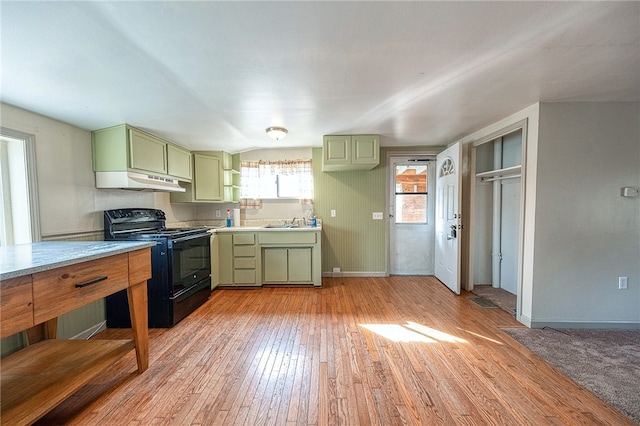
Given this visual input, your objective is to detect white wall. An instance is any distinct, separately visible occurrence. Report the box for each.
[0,103,196,238]
[532,103,640,327]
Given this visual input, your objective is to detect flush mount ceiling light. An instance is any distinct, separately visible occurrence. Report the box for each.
[266,126,288,141]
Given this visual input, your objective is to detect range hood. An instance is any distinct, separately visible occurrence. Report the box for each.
[95,171,186,192]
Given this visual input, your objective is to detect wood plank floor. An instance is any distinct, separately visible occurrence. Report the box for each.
[35,277,634,425]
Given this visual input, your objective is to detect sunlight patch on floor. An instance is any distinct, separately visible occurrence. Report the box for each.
[360,322,467,344]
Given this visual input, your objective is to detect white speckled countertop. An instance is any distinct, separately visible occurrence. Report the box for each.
[0,241,156,280]
[211,225,322,233]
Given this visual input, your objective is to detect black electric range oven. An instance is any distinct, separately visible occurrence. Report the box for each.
[104,208,211,328]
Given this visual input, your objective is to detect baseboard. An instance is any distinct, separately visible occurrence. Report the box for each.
[322,271,388,278]
[70,320,107,340]
[528,320,640,330]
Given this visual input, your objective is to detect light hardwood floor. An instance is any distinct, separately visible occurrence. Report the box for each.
[36,277,634,425]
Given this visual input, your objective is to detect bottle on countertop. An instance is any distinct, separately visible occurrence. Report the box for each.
[226,209,232,227]
[308,209,317,227]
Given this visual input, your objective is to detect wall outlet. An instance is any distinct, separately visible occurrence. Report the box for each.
[618,276,628,290]
[372,212,383,220]
[332,267,341,273]
[215,210,221,218]
[331,209,336,217]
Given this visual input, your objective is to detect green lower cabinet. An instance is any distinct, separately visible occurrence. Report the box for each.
[263,248,289,282]
[262,247,312,284]
[214,230,322,288]
[215,232,259,286]
[214,233,234,286]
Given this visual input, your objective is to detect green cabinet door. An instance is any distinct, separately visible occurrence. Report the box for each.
[129,128,167,174]
[323,135,351,166]
[288,248,312,282]
[194,153,223,201]
[263,248,289,282]
[217,233,234,285]
[167,144,192,180]
[352,135,379,166]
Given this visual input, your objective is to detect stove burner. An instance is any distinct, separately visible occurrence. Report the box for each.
[103,208,209,240]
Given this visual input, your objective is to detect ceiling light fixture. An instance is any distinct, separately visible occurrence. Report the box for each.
[266,126,288,141]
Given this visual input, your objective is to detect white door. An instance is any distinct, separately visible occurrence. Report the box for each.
[389,156,436,275]
[435,143,462,294]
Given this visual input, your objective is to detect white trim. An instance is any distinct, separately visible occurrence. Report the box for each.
[0,127,41,242]
[528,321,640,330]
[323,271,388,277]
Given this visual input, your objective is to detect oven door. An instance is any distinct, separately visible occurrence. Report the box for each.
[169,233,211,295]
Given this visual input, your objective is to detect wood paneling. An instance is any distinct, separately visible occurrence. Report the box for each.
[36,277,634,425]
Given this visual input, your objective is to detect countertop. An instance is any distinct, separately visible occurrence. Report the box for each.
[0,241,156,280]
[211,225,322,233]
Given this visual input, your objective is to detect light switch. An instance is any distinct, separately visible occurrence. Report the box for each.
[331,210,336,217]
[372,212,383,220]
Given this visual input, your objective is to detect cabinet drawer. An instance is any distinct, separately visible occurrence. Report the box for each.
[233,233,255,245]
[234,258,256,269]
[33,254,129,324]
[234,245,256,257]
[259,232,317,244]
[234,269,256,284]
[1,275,34,338]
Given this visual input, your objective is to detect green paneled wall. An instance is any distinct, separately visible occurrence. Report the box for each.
[312,148,387,274]
[312,146,441,275]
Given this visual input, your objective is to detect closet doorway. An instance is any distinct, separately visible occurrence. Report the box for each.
[469,121,526,315]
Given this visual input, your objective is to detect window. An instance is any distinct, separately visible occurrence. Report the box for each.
[394,164,427,223]
[240,160,313,207]
[0,128,40,245]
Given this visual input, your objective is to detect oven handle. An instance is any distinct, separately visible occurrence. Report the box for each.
[172,232,210,244]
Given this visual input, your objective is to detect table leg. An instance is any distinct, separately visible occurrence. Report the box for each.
[127,281,149,372]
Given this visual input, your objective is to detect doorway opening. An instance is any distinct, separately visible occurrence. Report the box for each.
[468,121,526,317]
[388,155,436,275]
[0,127,40,245]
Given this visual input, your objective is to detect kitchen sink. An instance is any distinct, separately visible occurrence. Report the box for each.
[262,224,299,228]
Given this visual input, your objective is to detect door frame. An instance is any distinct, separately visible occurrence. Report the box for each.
[385,149,442,276]
[468,119,528,321]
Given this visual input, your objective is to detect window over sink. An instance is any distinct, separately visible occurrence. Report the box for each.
[239,160,313,208]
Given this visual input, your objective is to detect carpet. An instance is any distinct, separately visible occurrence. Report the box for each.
[503,327,640,424]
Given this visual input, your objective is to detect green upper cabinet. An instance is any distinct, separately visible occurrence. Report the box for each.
[322,134,379,171]
[194,153,223,201]
[129,128,167,174]
[92,124,191,181]
[170,151,238,203]
[167,144,192,180]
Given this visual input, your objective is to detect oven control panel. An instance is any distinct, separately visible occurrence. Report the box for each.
[105,208,166,223]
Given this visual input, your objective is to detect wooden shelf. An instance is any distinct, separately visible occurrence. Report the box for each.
[1,339,135,425]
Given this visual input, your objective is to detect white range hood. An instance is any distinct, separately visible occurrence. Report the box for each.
[95,171,186,192]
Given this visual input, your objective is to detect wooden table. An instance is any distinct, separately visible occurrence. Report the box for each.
[0,242,153,425]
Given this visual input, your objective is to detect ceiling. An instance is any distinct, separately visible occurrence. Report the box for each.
[1,2,638,153]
